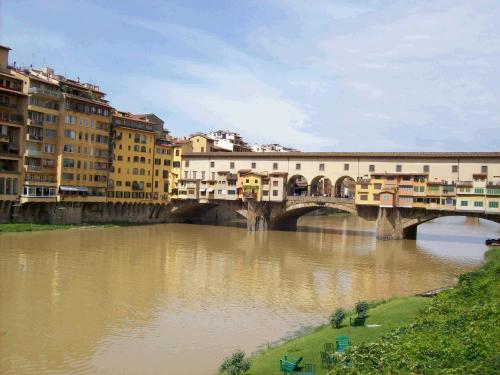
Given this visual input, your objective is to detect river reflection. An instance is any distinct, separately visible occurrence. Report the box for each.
[0,216,498,374]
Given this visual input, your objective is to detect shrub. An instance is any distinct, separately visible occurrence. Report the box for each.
[329,308,345,328]
[355,301,369,316]
[219,350,251,375]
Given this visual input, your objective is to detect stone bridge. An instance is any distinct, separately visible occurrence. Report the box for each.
[169,196,500,240]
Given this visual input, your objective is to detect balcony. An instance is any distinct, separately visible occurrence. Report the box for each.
[25,149,43,158]
[26,133,43,142]
[28,87,63,99]
[27,119,44,127]
[0,101,17,110]
[0,143,20,157]
[24,164,42,172]
[0,82,23,93]
[0,113,24,125]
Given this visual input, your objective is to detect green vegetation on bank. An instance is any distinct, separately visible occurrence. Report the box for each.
[249,297,430,374]
[248,248,500,374]
[0,223,77,232]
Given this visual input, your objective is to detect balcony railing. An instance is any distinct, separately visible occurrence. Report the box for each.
[27,119,44,127]
[26,133,43,141]
[0,82,23,92]
[24,164,42,171]
[0,101,17,109]
[25,149,43,157]
[0,113,24,125]
[28,87,63,99]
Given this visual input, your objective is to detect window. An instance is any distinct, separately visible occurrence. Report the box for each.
[460,201,468,206]
[230,162,235,169]
[318,163,325,171]
[360,195,368,201]
[296,163,301,170]
[273,180,278,187]
[344,163,349,171]
[62,159,74,168]
[175,150,180,156]
[396,164,402,172]
[43,144,55,153]
[262,190,269,196]
[474,188,484,194]
[489,201,498,208]
[374,183,382,190]
[473,201,483,207]
[272,190,279,197]
[452,165,458,173]
[63,144,74,153]
[64,130,76,139]
[369,164,375,172]
[373,194,380,201]
[251,162,256,169]
[481,165,488,173]
[44,129,57,139]
[423,165,429,173]
[62,173,74,180]
[185,161,189,167]
[273,163,278,170]
[201,171,205,180]
[193,171,197,179]
[210,161,215,168]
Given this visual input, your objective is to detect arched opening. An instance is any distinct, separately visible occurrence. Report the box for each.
[334,176,355,199]
[287,175,308,196]
[310,176,333,197]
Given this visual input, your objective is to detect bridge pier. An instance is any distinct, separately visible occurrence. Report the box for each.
[376,207,404,240]
[376,207,418,240]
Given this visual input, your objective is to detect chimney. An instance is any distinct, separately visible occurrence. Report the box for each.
[0,45,12,71]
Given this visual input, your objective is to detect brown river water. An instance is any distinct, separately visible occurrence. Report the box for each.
[1,215,498,375]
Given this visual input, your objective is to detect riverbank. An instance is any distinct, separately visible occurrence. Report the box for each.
[248,247,499,374]
[0,222,140,233]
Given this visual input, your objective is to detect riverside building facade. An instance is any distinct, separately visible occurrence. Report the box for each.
[0,46,27,201]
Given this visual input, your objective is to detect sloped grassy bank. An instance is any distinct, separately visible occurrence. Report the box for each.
[247,248,499,375]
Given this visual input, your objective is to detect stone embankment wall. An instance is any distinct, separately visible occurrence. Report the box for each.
[0,201,173,225]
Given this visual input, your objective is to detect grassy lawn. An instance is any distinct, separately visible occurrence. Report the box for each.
[249,296,431,375]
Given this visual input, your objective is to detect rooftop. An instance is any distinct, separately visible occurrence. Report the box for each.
[184,151,500,159]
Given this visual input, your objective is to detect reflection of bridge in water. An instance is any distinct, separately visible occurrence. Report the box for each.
[171,195,500,240]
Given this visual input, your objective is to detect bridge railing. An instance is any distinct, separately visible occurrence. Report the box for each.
[286,195,355,204]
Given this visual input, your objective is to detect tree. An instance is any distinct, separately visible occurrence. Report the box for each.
[219,350,251,375]
[330,308,345,328]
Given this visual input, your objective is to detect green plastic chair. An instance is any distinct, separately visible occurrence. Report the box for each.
[335,335,351,352]
[320,351,334,370]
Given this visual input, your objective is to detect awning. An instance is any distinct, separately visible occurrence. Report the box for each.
[207,188,214,193]
[295,180,308,187]
[59,186,89,193]
[199,188,207,192]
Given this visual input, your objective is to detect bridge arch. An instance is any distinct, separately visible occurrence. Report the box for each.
[334,175,356,199]
[310,175,333,197]
[270,198,358,231]
[288,175,308,196]
[402,211,500,235]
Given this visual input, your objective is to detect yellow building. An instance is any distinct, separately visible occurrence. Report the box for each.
[57,78,112,202]
[189,133,214,153]
[0,46,27,201]
[108,111,162,203]
[153,138,173,203]
[355,173,428,208]
[15,68,61,203]
[170,139,191,198]
[237,171,267,201]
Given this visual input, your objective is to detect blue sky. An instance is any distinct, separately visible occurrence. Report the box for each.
[1,0,499,151]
